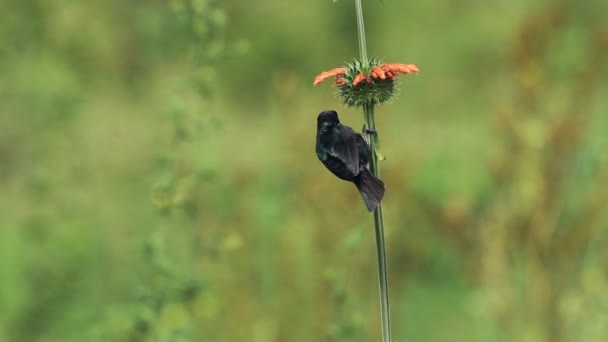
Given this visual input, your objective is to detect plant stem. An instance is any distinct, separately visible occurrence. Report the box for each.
[363,103,391,342]
[355,1,392,341]
[355,0,368,64]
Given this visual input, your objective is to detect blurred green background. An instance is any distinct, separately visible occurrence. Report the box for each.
[1,0,607,341]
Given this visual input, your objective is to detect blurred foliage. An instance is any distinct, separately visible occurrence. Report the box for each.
[0,0,607,341]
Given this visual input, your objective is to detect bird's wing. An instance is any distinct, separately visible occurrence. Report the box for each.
[331,126,360,175]
[355,133,371,165]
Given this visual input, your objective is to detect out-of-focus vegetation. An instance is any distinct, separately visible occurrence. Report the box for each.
[1,0,607,341]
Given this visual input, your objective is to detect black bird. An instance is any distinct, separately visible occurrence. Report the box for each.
[316,110,385,212]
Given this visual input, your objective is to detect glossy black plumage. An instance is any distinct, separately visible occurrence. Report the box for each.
[316,110,385,212]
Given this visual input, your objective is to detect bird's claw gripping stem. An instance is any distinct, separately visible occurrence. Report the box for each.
[362,124,385,160]
[362,125,377,146]
[363,125,377,135]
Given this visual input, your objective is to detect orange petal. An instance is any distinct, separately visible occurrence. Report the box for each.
[399,64,420,74]
[335,74,348,87]
[383,63,420,75]
[313,67,347,86]
[371,66,386,80]
[352,73,367,86]
[380,64,396,72]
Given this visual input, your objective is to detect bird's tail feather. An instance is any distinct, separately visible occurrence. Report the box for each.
[354,169,385,212]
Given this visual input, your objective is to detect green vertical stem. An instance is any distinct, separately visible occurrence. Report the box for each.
[355,1,391,340]
[355,0,368,64]
[363,103,391,342]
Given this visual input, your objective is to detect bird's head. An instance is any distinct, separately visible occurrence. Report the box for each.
[317,110,340,129]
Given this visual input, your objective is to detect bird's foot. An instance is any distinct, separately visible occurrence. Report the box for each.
[362,125,377,135]
[362,125,376,145]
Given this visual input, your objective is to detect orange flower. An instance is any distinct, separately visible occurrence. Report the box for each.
[352,73,367,86]
[335,74,347,86]
[314,62,419,87]
[313,59,419,107]
[370,66,386,80]
[313,67,347,86]
[380,63,420,76]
